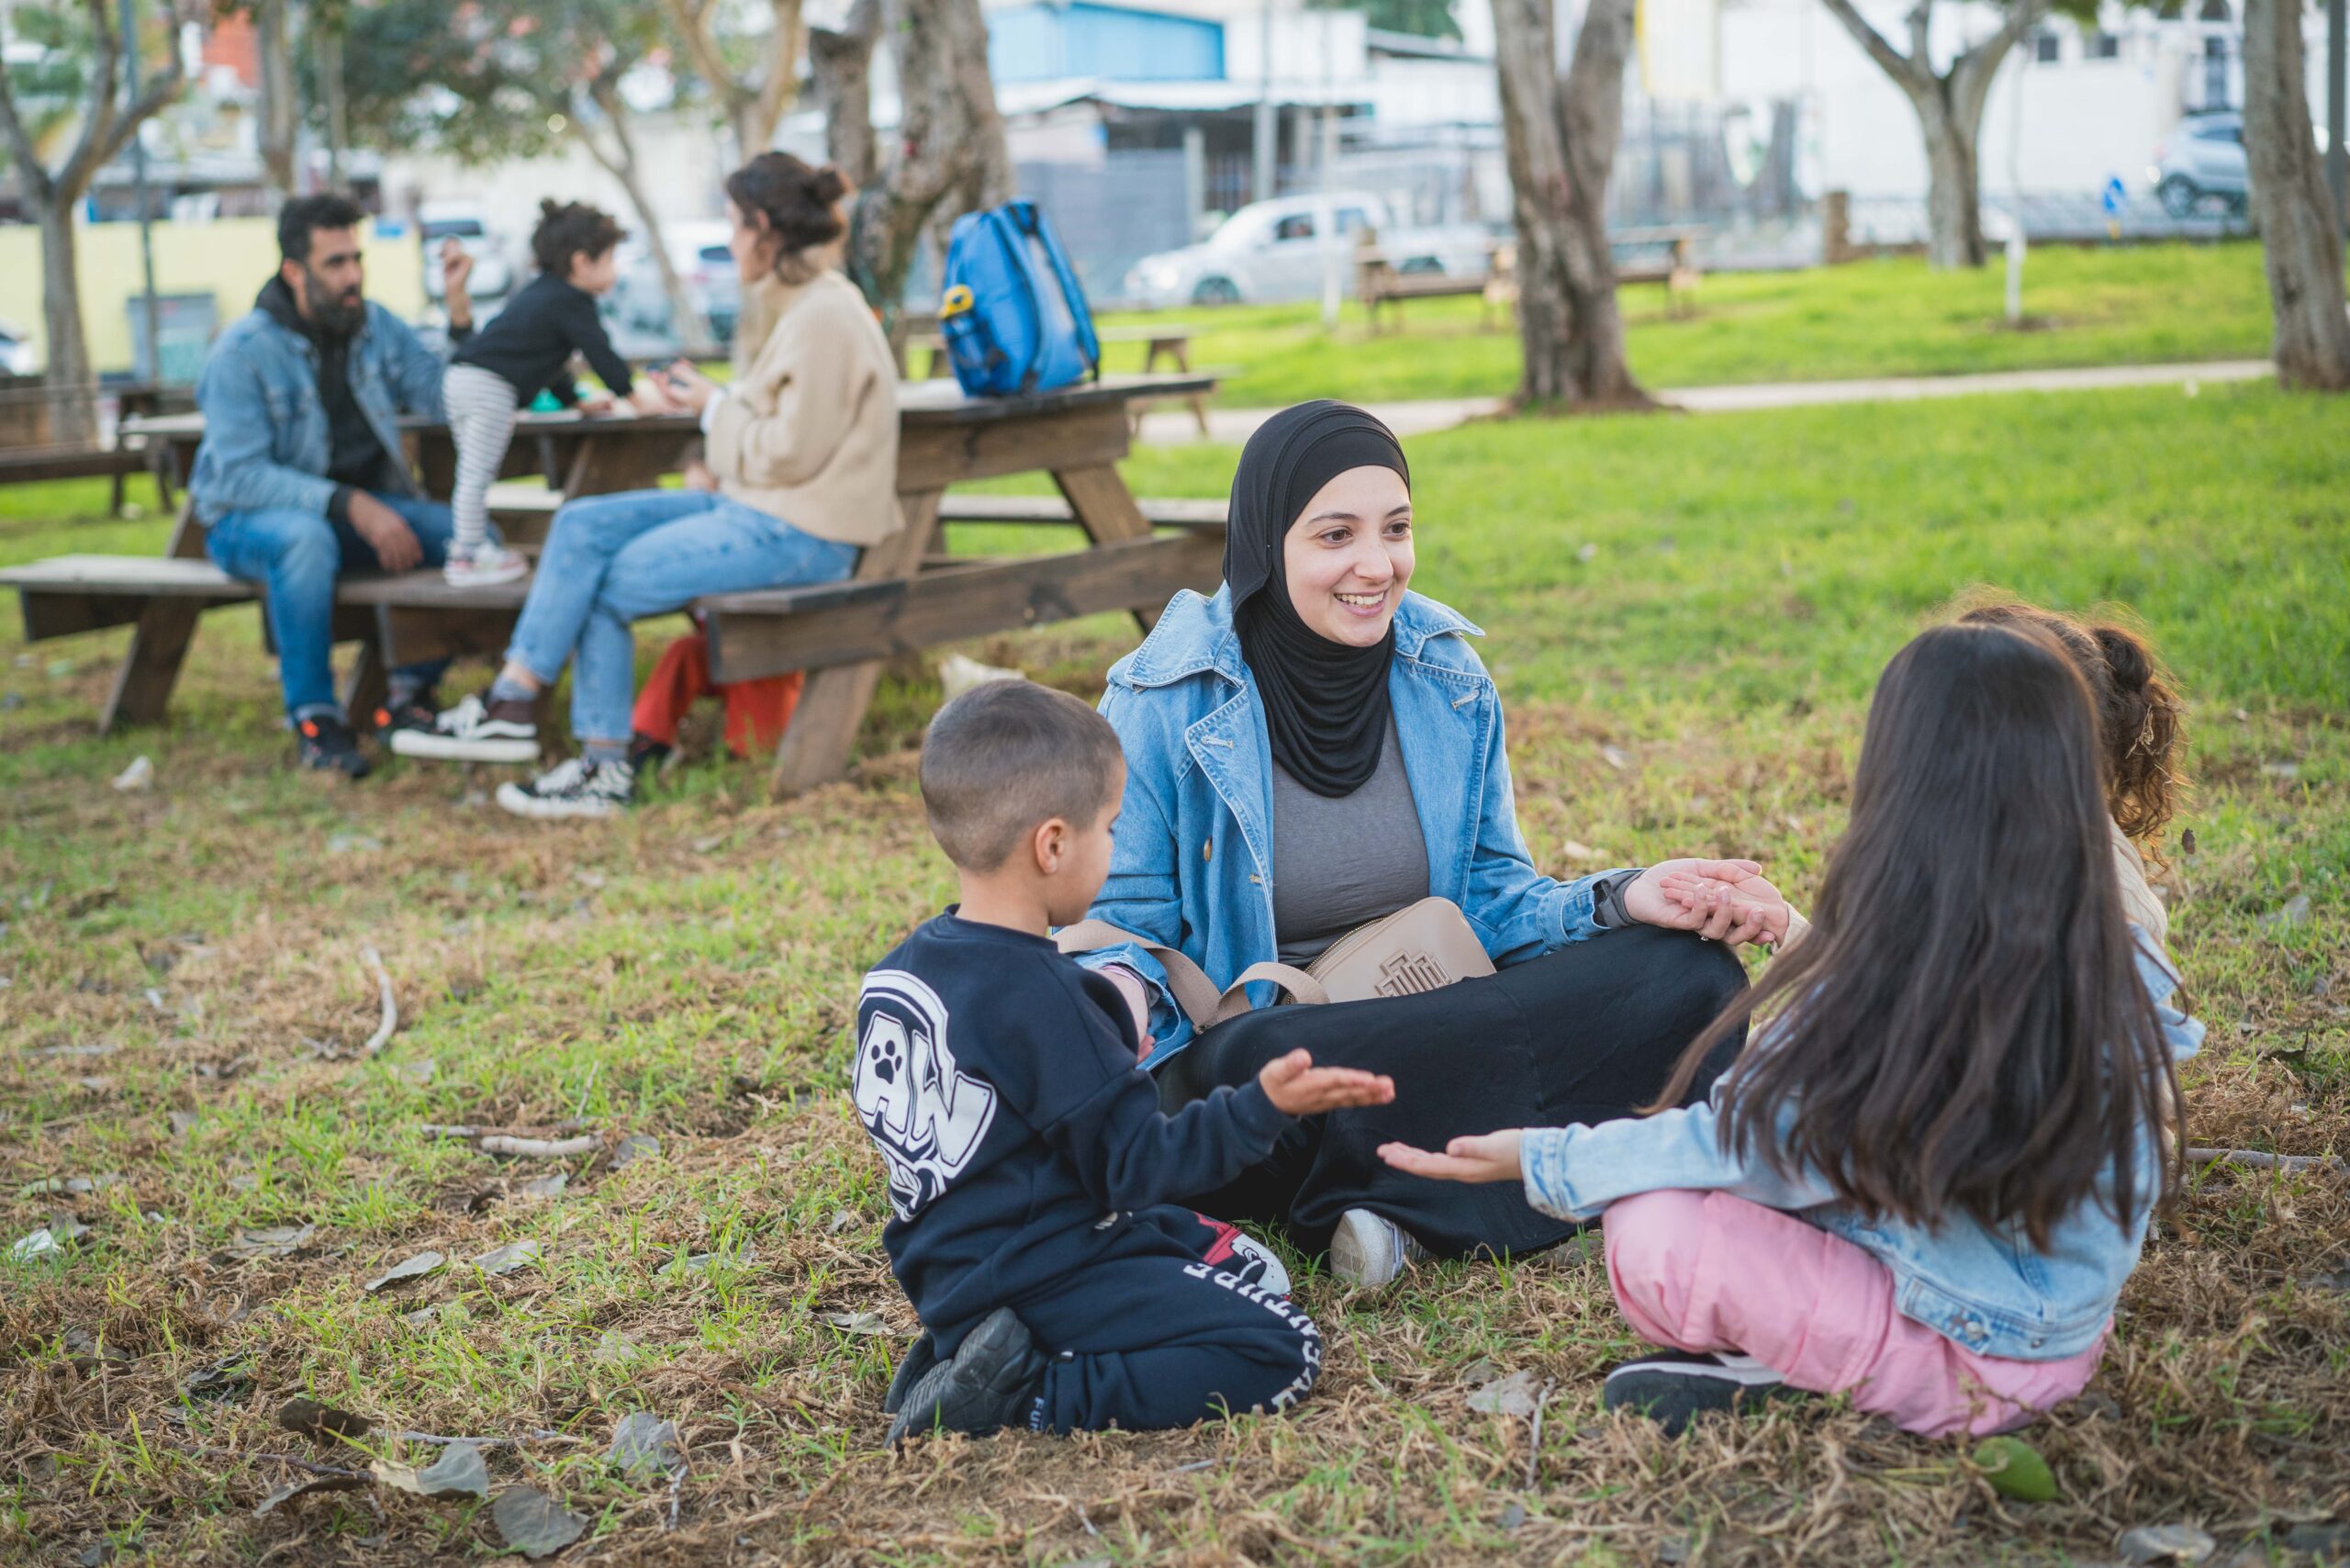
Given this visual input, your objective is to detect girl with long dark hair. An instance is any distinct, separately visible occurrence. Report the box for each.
[1379,622,2205,1438]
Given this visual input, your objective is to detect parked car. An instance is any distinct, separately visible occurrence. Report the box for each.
[0,317,34,376]
[609,221,742,348]
[420,202,514,301]
[2150,112,2247,217]
[1123,193,1493,308]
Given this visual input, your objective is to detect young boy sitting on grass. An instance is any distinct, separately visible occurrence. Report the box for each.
[859,679,1396,1442]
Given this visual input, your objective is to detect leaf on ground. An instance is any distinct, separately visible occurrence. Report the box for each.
[660,1245,756,1279]
[226,1224,316,1260]
[277,1396,373,1442]
[46,1213,92,1243]
[818,1309,895,1337]
[610,1134,661,1169]
[19,1173,123,1197]
[518,1173,568,1201]
[2257,893,2312,931]
[252,1472,367,1515]
[364,1250,446,1293]
[2119,1524,2217,1564]
[470,1239,543,1277]
[1466,1368,1542,1418]
[168,1111,202,1137]
[827,1209,856,1234]
[375,1439,490,1500]
[607,1411,681,1479]
[9,1227,60,1262]
[1973,1436,2057,1502]
[492,1486,588,1558]
[182,1351,258,1400]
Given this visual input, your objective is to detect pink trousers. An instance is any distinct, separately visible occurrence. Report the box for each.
[1602,1190,2107,1439]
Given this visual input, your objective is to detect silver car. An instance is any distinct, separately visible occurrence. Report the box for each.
[2150,112,2246,217]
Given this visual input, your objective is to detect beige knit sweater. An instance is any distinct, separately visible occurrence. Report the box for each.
[705,270,902,548]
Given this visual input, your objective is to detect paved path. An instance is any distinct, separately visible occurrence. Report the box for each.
[1135,359,2276,446]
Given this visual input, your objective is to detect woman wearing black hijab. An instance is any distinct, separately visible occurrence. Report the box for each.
[1069,401,1788,1283]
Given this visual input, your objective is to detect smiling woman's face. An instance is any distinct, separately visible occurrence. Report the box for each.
[1281,465,1414,647]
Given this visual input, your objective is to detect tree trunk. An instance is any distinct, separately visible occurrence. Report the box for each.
[35,197,98,445]
[257,0,297,196]
[1918,84,1986,268]
[2244,0,2350,389]
[811,0,880,188]
[1490,0,1646,408]
[574,78,717,358]
[845,0,1013,311]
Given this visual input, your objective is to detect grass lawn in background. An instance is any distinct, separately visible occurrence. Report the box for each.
[1,381,2344,1564]
[1094,240,2285,407]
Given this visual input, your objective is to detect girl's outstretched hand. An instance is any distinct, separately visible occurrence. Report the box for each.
[1378,1129,1525,1184]
[1258,1049,1396,1116]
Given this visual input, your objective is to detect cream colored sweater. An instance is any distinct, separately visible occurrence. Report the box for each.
[705,270,902,548]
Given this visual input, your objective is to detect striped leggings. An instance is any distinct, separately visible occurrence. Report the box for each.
[442,363,521,557]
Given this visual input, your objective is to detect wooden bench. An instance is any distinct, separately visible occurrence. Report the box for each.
[6,375,1223,794]
[1099,324,1210,437]
[1473,233,1705,332]
[0,378,183,514]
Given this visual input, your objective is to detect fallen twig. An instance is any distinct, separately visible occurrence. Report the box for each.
[2188,1147,2344,1175]
[360,946,397,1057]
[190,1445,367,1479]
[477,1135,600,1159]
[391,1428,576,1447]
[1525,1378,1555,1491]
[420,1120,591,1141]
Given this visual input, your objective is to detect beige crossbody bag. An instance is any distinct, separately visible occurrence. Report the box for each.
[1056,895,1495,1034]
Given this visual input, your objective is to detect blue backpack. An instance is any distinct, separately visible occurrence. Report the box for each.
[937,200,1100,398]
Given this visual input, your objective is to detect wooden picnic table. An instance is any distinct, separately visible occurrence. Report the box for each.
[14,372,1221,794]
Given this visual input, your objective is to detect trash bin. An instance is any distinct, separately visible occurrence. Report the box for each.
[125,293,218,386]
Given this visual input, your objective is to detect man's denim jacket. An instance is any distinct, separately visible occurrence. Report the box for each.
[1521,935,2204,1361]
[189,296,452,525]
[1074,585,1631,1067]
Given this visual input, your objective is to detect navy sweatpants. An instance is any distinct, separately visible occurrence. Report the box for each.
[1009,1208,1322,1434]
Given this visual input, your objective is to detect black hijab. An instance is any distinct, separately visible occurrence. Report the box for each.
[1224,400,1413,798]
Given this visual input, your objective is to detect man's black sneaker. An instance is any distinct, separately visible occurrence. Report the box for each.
[296,714,372,779]
[372,687,441,736]
[883,1333,940,1417]
[628,734,674,775]
[1603,1351,1794,1436]
[495,757,634,821]
[885,1306,1048,1443]
[387,692,539,763]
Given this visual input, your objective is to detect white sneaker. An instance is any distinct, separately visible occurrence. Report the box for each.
[443,544,531,588]
[388,692,539,763]
[496,757,634,821]
[1328,1208,1425,1288]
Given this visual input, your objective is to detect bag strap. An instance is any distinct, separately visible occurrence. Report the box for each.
[1054,919,1225,1031]
[1210,962,1327,1025]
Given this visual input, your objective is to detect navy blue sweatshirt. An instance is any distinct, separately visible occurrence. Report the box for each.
[854,912,1291,1337]
[451,272,632,404]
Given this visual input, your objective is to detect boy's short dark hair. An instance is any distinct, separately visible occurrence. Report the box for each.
[279,194,366,263]
[532,199,626,276]
[920,681,1125,872]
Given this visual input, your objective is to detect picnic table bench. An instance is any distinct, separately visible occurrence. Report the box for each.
[1,373,1226,795]
[1361,230,1706,334]
[0,380,183,515]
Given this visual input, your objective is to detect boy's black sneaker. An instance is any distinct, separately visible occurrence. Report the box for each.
[372,687,441,737]
[388,692,539,763]
[495,757,634,821]
[628,734,674,775]
[885,1306,1047,1443]
[1603,1351,1792,1436]
[883,1332,940,1417]
[296,714,372,779]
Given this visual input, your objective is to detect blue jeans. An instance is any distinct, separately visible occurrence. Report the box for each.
[505,488,857,745]
[206,494,455,722]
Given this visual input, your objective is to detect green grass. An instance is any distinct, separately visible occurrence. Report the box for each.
[2,380,2345,1564]
[1096,240,2288,406]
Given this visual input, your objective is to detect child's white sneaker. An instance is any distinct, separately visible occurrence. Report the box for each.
[443,543,531,588]
[1328,1207,1425,1289]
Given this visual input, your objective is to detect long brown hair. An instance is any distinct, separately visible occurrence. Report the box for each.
[1655,622,2180,1246]
[1957,598,2187,853]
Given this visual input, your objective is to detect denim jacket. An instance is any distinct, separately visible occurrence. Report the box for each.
[1520,934,2205,1361]
[1074,586,1633,1067]
[189,297,452,525]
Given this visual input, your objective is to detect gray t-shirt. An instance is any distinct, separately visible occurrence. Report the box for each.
[1270,720,1431,964]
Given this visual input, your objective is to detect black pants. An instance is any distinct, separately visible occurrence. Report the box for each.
[1011,1208,1321,1434]
[1158,925,1748,1260]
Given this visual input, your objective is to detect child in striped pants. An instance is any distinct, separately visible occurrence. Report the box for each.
[440,200,671,587]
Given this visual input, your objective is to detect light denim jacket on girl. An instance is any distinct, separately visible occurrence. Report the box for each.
[1074,585,1635,1067]
[1520,934,2204,1361]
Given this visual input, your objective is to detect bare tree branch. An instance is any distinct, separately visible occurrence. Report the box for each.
[1952,0,2047,132]
[0,52,59,204]
[1818,0,1925,93]
[56,0,127,198]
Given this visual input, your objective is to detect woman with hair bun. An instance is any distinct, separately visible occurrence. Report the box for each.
[406,152,901,820]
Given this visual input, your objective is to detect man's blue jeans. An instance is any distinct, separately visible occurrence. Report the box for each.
[205,495,455,722]
[505,487,856,745]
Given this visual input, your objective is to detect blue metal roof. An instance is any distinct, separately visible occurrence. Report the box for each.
[989,2,1226,84]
